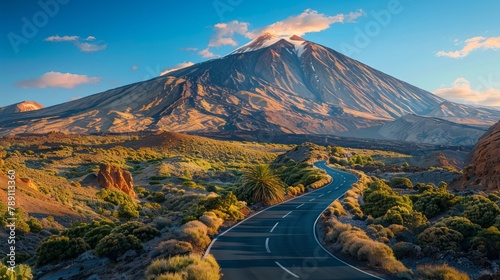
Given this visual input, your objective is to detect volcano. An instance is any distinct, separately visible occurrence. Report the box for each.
[1,34,498,137]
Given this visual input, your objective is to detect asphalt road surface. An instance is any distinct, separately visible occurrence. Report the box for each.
[207,161,382,280]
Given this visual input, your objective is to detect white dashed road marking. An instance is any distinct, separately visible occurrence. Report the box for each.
[282,211,292,218]
[270,222,279,233]
[275,262,299,278]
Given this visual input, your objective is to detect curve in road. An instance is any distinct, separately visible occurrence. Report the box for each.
[207,161,384,280]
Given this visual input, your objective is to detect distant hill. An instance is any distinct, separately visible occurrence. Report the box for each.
[0,101,44,115]
[342,114,487,145]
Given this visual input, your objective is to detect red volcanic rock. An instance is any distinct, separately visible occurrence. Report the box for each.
[462,121,500,191]
[97,164,136,198]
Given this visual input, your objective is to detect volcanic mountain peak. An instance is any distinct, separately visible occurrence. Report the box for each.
[2,34,500,137]
[230,33,308,55]
[289,35,305,41]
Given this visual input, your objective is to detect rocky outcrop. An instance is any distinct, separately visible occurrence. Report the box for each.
[97,164,136,198]
[461,121,500,191]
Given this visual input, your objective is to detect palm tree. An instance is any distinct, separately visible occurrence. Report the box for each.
[241,164,285,204]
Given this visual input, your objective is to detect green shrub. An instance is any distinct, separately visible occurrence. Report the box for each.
[389,177,413,189]
[27,218,43,233]
[148,192,166,203]
[329,146,345,157]
[415,263,469,280]
[132,226,161,241]
[381,206,428,230]
[417,226,463,251]
[94,233,142,261]
[97,189,134,205]
[415,183,436,193]
[470,226,500,258]
[461,195,500,228]
[118,201,140,220]
[111,221,143,235]
[413,189,457,219]
[36,236,90,265]
[393,242,418,259]
[15,220,30,235]
[0,263,32,280]
[83,225,114,248]
[437,216,481,237]
[349,154,374,166]
[63,220,115,239]
[362,180,412,218]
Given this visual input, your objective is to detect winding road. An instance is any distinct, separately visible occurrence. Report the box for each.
[207,161,382,280]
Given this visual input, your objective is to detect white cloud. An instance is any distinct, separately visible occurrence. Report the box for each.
[437,36,500,58]
[206,9,364,49]
[434,77,500,106]
[209,20,250,47]
[16,71,101,89]
[198,48,217,58]
[247,9,364,38]
[180,47,199,51]
[45,34,106,52]
[131,65,139,71]
[44,35,79,42]
[160,62,195,76]
[75,41,107,52]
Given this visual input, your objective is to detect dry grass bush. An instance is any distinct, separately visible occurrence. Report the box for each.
[308,176,332,189]
[324,217,411,277]
[367,224,394,244]
[153,239,193,257]
[338,171,372,216]
[325,200,347,217]
[415,263,469,280]
[287,184,306,196]
[179,221,211,249]
[387,224,406,238]
[154,273,185,280]
[343,196,363,217]
[199,212,224,235]
[146,254,220,280]
[324,218,353,243]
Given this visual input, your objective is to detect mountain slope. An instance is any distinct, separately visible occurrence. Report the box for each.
[1,34,498,136]
[423,101,499,127]
[0,101,44,115]
[342,114,487,145]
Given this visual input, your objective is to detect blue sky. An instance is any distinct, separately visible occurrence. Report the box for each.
[1,0,500,107]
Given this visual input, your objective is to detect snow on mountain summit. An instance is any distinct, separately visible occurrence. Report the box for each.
[229,33,308,56]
